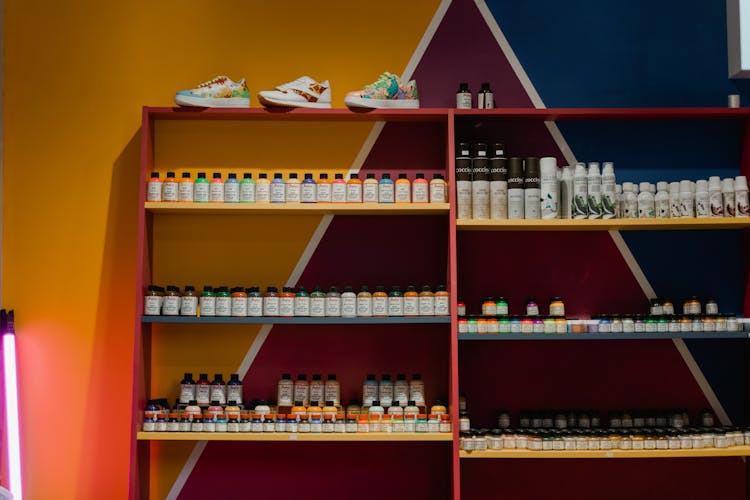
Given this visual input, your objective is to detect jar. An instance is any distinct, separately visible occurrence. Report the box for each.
[392,415,405,433]
[477,318,488,334]
[461,433,475,451]
[668,317,680,333]
[503,433,517,449]
[487,317,499,333]
[459,413,471,432]
[496,297,509,315]
[457,298,466,317]
[543,317,556,334]
[144,285,162,315]
[727,315,739,332]
[622,315,634,333]
[679,433,692,449]
[705,298,719,315]
[510,317,521,333]
[427,414,440,433]
[716,315,728,331]
[357,416,369,433]
[657,317,668,333]
[499,317,511,334]
[634,315,645,333]
[404,414,417,433]
[458,318,468,333]
[482,297,497,316]
[532,318,544,333]
[230,287,248,317]
[163,286,181,316]
[488,431,504,449]
[555,318,567,334]
[520,318,533,334]
[527,434,542,451]
[468,318,478,334]
[515,433,528,449]
[415,414,428,433]
[611,316,623,333]
[599,317,611,333]
[683,296,701,315]
[549,297,565,317]
[263,416,275,433]
[662,298,675,315]
[439,414,451,433]
[526,298,539,316]
[680,317,692,332]
[650,298,663,316]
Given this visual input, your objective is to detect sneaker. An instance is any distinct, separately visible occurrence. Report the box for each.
[344,72,420,109]
[258,76,332,108]
[174,76,250,108]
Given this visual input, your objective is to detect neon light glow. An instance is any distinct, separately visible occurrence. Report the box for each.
[3,316,22,500]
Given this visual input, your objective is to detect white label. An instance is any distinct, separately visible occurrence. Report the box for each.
[525,188,541,219]
[325,296,341,316]
[388,296,404,316]
[256,182,271,202]
[541,179,559,219]
[346,184,362,203]
[301,184,316,203]
[472,181,490,219]
[709,191,723,216]
[310,383,324,404]
[430,182,447,203]
[278,383,293,406]
[163,182,178,201]
[294,296,310,316]
[413,183,429,203]
[363,183,378,202]
[372,296,388,316]
[215,296,231,316]
[231,296,247,317]
[379,183,395,203]
[144,295,161,315]
[669,193,681,218]
[294,383,309,405]
[310,297,325,317]
[363,384,378,405]
[162,296,180,316]
[196,385,210,405]
[379,385,394,406]
[209,182,224,202]
[147,181,162,202]
[331,183,347,203]
[526,304,539,315]
[725,191,736,216]
[490,181,508,219]
[179,182,194,202]
[419,296,435,316]
[143,420,155,431]
[247,296,263,317]
[211,386,226,405]
[263,296,280,316]
[356,296,372,316]
[696,192,710,217]
[409,382,425,405]
[240,182,255,202]
[180,383,195,404]
[456,93,472,108]
[181,296,198,316]
[639,198,655,218]
[317,183,332,202]
[508,188,524,219]
[435,296,449,315]
[194,183,209,202]
[395,183,411,203]
[271,182,286,203]
[679,196,694,218]
[737,190,749,216]
[286,183,301,202]
[279,297,294,317]
[224,182,239,203]
[341,297,357,317]
[549,304,564,316]
[457,181,472,218]
[655,198,670,218]
[404,296,419,315]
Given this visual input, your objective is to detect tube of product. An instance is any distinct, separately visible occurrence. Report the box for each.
[601,162,616,219]
[539,157,559,219]
[572,163,588,219]
[587,162,602,219]
[524,157,541,219]
[560,166,573,219]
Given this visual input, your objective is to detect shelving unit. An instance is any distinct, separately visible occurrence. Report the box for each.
[137,432,452,442]
[459,447,750,459]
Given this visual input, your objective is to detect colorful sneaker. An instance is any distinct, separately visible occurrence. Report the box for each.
[174,76,250,108]
[258,76,332,108]
[344,72,420,109]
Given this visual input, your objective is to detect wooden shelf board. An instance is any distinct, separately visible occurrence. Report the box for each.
[144,316,451,325]
[456,218,750,231]
[453,107,750,121]
[137,431,452,442]
[146,202,449,215]
[460,447,750,459]
[145,106,450,122]
[458,331,749,340]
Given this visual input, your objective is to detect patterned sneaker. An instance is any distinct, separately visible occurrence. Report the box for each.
[174,76,250,108]
[258,76,332,108]
[344,72,420,109]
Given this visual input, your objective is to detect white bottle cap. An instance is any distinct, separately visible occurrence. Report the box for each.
[709,176,722,189]
[669,181,680,194]
[735,175,749,191]
[679,180,692,192]
[723,178,735,192]
[650,183,656,194]
[622,181,633,192]
[690,181,696,193]
[657,181,668,192]
[616,183,622,194]
[574,163,587,176]
[639,181,650,192]
[602,162,615,175]
[633,183,640,194]
[696,179,708,192]
[561,166,573,179]
[587,162,600,175]
[540,157,557,177]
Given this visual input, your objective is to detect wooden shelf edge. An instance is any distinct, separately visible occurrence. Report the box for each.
[456,218,750,231]
[144,106,451,122]
[146,202,450,215]
[453,107,750,120]
[143,316,451,325]
[457,332,749,340]
[459,447,750,459]
[137,432,452,442]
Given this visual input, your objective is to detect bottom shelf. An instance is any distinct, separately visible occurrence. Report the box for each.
[137,432,452,442]
[460,447,750,459]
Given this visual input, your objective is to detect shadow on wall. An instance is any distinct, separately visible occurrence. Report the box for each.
[76,130,141,498]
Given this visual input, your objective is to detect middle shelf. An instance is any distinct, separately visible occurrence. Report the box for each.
[457,331,749,340]
[138,432,453,442]
[143,316,452,325]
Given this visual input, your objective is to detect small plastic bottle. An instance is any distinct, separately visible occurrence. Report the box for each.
[301,173,316,203]
[621,182,637,218]
[668,181,680,218]
[362,375,379,406]
[346,173,362,203]
[263,286,280,316]
[324,375,341,407]
[144,285,162,316]
[279,287,295,317]
[708,176,723,217]
[363,173,379,202]
[210,374,226,405]
[246,286,263,317]
[638,181,655,218]
[477,82,494,109]
[285,173,301,203]
[600,162,616,219]
[147,172,162,202]
[434,285,450,316]
[419,285,435,316]
[572,163,588,219]
[430,174,448,203]
[194,172,209,203]
[227,374,243,405]
[179,172,194,202]
[310,286,326,317]
[309,379,325,409]
[654,181,670,218]
[271,173,286,203]
[341,286,357,318]
[230,287,248,317]
[331,173,347,203]
[394,376,409,406]
[372,286,388,317]
[209,173,224,203]
[679,180,694,218]
[294,376,309,407]
[404,285,419,316]
[735,175,749,217]
[195,374,210,406]
[356,285,373,317]
[255,173,271,202]
[277,374,294,407]
[179,373,196,404]
[224,173,240,203]
[294,286,310,317]
[587,162,602,219]
[379,174,395,203]
[240,173,255,203]
[325,286,341,317]
[456,83,472,109]
[409,375,425,407]
[379,377,394,407]
[695,179,710,217]
[723,178,736,216]
[215,286,231,316]
[395,174,411,203]
[162,172,178,202]
[388,286,404,316]
[317,173,332,202]
[412,173,429,203]
[180,286,197,316]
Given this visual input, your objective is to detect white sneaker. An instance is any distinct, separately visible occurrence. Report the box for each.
[174,75,250,108]
[258,76,332,109]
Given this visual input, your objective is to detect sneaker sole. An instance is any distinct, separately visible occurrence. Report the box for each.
[174,95,250,108]
[344,96,420,109]
[258,94,332,109]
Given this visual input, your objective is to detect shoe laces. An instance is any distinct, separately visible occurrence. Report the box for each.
[364,72,398,91]
[277,76,312,90]
[197,76,229,88]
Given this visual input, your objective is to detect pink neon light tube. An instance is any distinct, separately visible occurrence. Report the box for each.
[2,311,22,500]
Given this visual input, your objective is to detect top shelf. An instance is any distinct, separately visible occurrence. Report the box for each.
[144,107,750,123]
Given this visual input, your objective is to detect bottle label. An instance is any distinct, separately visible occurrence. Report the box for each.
[294,296,310,316]
[278,383,293,406]
[240,182,256,203]
[194,183,209,202]
[655,198,670,218]
[180,296,198,316]
[310,384,324,403]
[541,179,559,219]
[737,191,749,216]
[210,386,226,405]
[639,198,656,218]
[147,182,162,202]
[247,297,263,317]
[346,184,362,203]
[363,183,378,202]
[294,385,309,405]
[331,184,347,203]
[472,181,490,219]
[490,181,508,219]
[372,297,388,316]
[215,296,231,316]
[231,297,247,317]
[271,183,286,203]
[224,183,239,203]
[256,183,270,202]
[388,297,404,316]
[669,194,681,218]
[435,296,449,315]
[587,190,602,218]
[457,181,472,219]
[325,297,341,316]
[395,183,411,203]
[508,189,524,219]
[679,196,694,218]
[709,191,724,216]
[163,182,178,202]
[179,182,194,202]
[363,384,378,405]
[430,182,447,203]
[413,184,429,203]
[227,386,243,404]
[209,183,224,202]
[301,184,316,203]
[573,179,588,218]
[286,183,301,202]
[279,297,294,317]
[180,384,196,404]
[404,296,419,315]
[324,385,340,405]
[162,296,180,316]
[379,385,393,406]
[356,297,372,316]
[525,189,541,219]
[341,297,357,317]
[379,184,395,203]
[601,185,616,217]
[724,192,736,216]
[263,297,280,316]
[196,385,210,405]
[310,297,325,317]
[456,93,472,109]
[497,303,508,315]
[317,183,332,202]
[144,296,161,315]
[419,296,435,316]
[696,193,710,217]
[409,383,425,405]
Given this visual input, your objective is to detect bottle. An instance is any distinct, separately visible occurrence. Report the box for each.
[224,173,240,203]
[654,181,670,218]
[669,181,681,218]
[412,173,429,203]
[199,286,215,317]
[378,174,395,203]
[362,374,378,406]
[379,375,394,407]
[346,173,362,203]
[709,176,724,216]
[372,286,388,317]
[317,173,332,202]
[263,286,280,316]
[540,157,559,219]
[255,173,271,202]
[310,375,325,405]
[147,172,162,202]
[615,183,622,217]
[456,147,473,218]
[507,157,525,219]
[388,286,404,316]
[560,166,573,219]
[363,173,379,202]
[404,400,420,419]
[404,285,419,316]
[162,172,178,202]
[394,375,409,405]
[246,287,263,317]
[395,174,411,203]
[572,163,588,219]
[279,287,295,317]
[230,287,247,317]
[180,286,197,316]
[325,374,341,407]
[294,375,309,406]
[456,83,472,108]
[277,374,294,407]
[179,372,196,404]
[331,173,347,203]
[194,172,209,202]
[524,157,541,219]
[195,374,210,406]
[586,162,602,219]
[695,180,710,217]
[526,298,539,315]
[735,176,749,217]
[271,173,286,203]
[325,286,341,317]
[301,173,316,203]
[723,178,736,216]
[638,182,655,218]
[209,173,224,202]
[369,401,385,421]
[162,286,180,316]
[601,162,616,219]
[341,286,357,318]
[434,285,450,316]
[184,400,202,420]
[215,286,231,316]
[227,374,243,405]
[419,285,435,316]
[477,82,494,109]
[471,149,490,219]
[178,172,194,202]
[489,155,508,219]
[310,286,326,317]
[210,374,226,405]
[285,173,301,203]
[356,286,373,317]
[409,374,425,407]
[430,173,448,203]
[294,286,310,317]
[240,173,255,203]
[679,180,694,218]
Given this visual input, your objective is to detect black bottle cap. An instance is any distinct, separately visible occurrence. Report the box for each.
[266,286,278,293]
[327,374,336,380]
[213,374,223,381]
[213,172,221,179]
[366,173,376,179]
[382,173,391,179]
[259,173,267,179]
[457,142,471,157]
[328,286,339,293]
[210,400,220,406]
[334,173,344,179]
[350,173,359,179]
[228,173,237,179]
[366,374,376,380]
[375,286,385,292]
[304,173,313,179]
[197,172,206,178]
[408,400,416,406]
[243,173,252,179]
[481,82,492,91]
[490,158,508,181]
[181,172,191,178]
[310,400,319,406]
[412,374,422,380]
[343,286,354,293]
[183,372,193,379]
[421,285,432,292]
[391,285,401,292]
[398,173,407,179]
[382,374,391,381]
[289,173,298,179]
[406,285,417,292]
[199,373,208,380]
[492,143,506,158]
[372,400,381,406]
[227,400,237,406]
[294,400,303,406]
[458,83,469,92]
[507,157,524,189]
[296,285,307,293]
[230,374,240,381]
[524,157,540,188]
[166,172,176,178]
[473,142,488,157]
[297,374,307,380]
[274,173,283,179]
[326,400,335,406]
[150,172,159,178]
[189,400,198,405]
[319,173,328,179]
[231,286,243,293]
[166,285,179,292]
[433,173,444,180]
[397,374,406,380]
[312,374,322,380]
[359,285,369,292]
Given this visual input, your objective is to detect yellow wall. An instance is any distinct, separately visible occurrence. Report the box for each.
[3,1,440,498]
